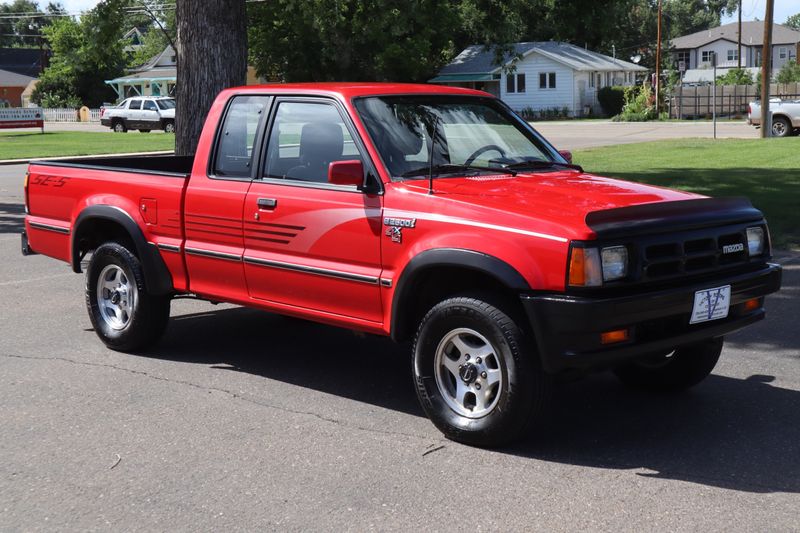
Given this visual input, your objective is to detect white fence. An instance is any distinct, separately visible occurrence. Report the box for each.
[41,108,102,122]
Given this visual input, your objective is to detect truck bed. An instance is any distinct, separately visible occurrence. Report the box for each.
[35,154,194,178]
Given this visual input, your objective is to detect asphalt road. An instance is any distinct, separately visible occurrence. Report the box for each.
[9,119,758,153]
[1,163,798,531]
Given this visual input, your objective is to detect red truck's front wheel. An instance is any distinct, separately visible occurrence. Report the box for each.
[412,295,552,447]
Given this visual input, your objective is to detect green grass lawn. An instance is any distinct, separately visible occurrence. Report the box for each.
[0,131,175,160]
[574,138,800,250]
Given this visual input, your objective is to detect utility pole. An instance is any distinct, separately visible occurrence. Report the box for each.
[760,0,774,138]
[738,0,742,69]
[655,0,662,113]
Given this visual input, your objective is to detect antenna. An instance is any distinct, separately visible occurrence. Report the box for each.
[427,113,440,195]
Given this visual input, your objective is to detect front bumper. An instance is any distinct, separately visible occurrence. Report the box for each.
[522,263,782,374]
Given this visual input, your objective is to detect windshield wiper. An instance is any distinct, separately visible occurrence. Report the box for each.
[401,163,517,179]
[504,160,583,172]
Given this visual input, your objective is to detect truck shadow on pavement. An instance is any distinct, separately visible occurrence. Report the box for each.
[0,202,24,234]
[141,257,798,495]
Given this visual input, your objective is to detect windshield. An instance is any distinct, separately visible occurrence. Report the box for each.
[353,96,557,179]
[156,99,176,110]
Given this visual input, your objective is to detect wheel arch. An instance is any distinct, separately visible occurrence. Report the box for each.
[71,205,174,294]
[390,248,530,342]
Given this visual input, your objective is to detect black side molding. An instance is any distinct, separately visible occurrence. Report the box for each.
[586,197,764,239]
[72,205,174,295]
[390,248,529,341]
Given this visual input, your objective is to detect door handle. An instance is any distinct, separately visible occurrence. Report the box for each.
[257,198,278,209]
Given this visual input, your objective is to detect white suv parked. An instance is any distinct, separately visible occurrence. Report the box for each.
[101,96,176,133]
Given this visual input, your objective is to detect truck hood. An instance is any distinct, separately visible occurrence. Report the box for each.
[397,169,702,240]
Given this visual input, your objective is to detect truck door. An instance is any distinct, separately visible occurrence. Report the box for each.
[126,98,142,129]
[183,95,272,300]
[242,98,384,324]
[141,100,160,129]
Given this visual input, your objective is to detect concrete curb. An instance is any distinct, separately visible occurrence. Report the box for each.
[0,151,175,166]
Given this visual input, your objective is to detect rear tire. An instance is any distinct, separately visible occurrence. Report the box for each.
[112,120,127,133]
[613,338,723,392]
[86,242,170,352]
[412,295,551,448]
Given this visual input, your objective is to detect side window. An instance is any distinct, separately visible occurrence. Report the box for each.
[263,101,361,184]
[213,95,270,178]
[143,100,157,111]
[129,99,142,110]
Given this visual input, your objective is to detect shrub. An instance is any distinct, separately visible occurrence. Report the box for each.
[597,86,626,116]
[716,68,755,85]
[614,83,658,122]
[775,61,800,84]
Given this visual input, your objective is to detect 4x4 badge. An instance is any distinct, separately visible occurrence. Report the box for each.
[386,226,403,243]
[384,217,416,243]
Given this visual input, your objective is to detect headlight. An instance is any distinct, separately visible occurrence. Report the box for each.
[601,246,628,281]
[569,245,628,286]
[746,227,765,256]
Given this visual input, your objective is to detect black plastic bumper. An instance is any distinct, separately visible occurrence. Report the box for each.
[522,263,782,374]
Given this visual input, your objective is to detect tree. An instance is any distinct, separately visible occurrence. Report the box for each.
[0,1,65,48]
[775,61,800,84]
[785,13,800,30]
[175,0,247,155]
[32,0,128,107]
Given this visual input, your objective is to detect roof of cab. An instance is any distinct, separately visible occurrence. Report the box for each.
[225,82,491,99]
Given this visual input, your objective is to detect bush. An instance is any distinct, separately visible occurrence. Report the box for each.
[716,68,755,85]
[518,106,571,121]
[775,61,800,84]
[614,83,658,122]
[597,86,626,116]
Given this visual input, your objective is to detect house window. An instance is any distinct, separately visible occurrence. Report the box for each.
[727,49,738,61]
[516,73,526,93]
[590,72,596,88]
[701,51,715,64]
[779,47,788,59]
[596,73,602,88]
[506,74,515,93]
[675,51,690,68]
[540,72,556,89]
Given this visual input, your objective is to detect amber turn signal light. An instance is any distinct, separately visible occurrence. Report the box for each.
[743,298,760,312]
[601,328,630,345]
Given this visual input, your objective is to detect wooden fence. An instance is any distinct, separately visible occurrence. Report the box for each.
[670,83,800,118]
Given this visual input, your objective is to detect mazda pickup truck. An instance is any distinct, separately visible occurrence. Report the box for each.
[21,83,782,447]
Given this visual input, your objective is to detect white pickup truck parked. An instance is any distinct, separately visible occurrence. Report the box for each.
[100,96,176,133]
[748,98,800,137]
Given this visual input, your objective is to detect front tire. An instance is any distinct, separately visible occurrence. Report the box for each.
[772,116,791,137]
[412,295,551,447]
[613,338,723,392]
[163,120,175,133]
[86,242,170,352]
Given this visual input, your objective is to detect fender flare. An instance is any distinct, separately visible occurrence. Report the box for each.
[390,248,530,341]
[71,205,174,295]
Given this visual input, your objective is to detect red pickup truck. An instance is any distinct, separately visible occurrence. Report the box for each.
[21,83,781,446]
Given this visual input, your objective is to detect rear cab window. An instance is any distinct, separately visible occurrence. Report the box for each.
[212,95,270,178]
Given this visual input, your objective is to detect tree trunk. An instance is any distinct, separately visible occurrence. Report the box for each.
[175,0,247,155]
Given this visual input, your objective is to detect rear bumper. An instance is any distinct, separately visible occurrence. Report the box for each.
[521,263,782,374]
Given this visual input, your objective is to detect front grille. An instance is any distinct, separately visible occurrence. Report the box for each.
[641,228,751,282]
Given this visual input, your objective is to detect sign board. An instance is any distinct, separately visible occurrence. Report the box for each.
[0,108,44,132]
[678,60,686,73]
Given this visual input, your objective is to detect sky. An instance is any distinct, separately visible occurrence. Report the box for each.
[1,0,798,25]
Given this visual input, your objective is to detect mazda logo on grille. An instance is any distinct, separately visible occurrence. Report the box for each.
[722,243,744,254]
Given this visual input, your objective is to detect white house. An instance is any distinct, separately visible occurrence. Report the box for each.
[430,41,647,116]
[671,21,800,75]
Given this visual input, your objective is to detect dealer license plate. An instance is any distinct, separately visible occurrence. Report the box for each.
[689,285,731,324]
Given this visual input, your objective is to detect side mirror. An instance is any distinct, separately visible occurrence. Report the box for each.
[558,150,573,164]
[328,159,364,187]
